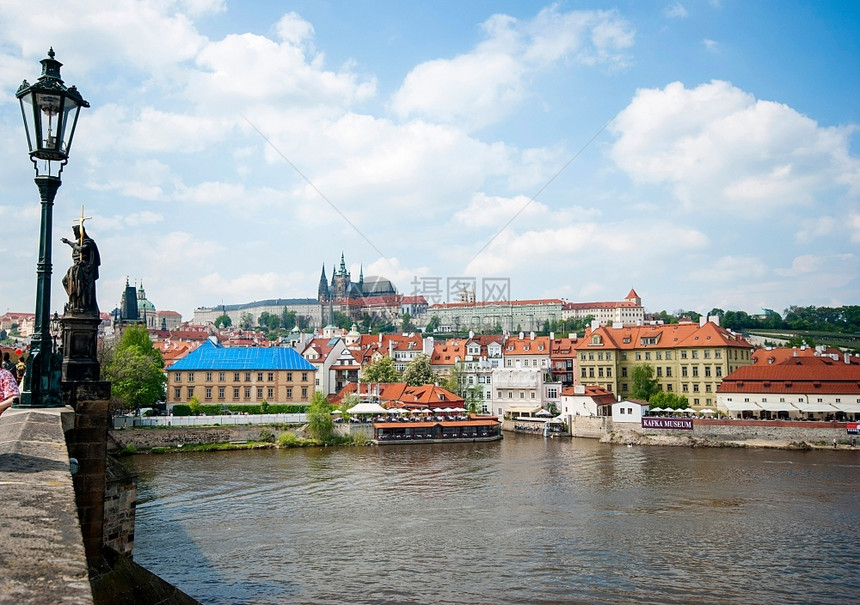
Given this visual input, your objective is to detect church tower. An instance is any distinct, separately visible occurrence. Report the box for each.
[318,264,330,303]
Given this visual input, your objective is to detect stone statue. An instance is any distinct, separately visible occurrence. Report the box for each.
[61,224,100,315]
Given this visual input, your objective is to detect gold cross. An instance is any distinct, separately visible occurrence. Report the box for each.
[72,205,92,245]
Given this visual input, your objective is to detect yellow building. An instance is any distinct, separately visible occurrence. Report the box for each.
[166,340,316,409]
[574,320,753,409]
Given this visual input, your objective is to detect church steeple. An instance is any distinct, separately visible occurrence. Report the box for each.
[318,264,330,302]
[339,252,347,275]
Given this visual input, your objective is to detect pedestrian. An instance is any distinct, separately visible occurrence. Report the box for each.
[833,437,838,449]
[15,356,26,385]
[0,365,19,417]
[2,352,15,374]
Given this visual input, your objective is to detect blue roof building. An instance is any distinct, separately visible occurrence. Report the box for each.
[168,340,315,371]
[166,340,317,408]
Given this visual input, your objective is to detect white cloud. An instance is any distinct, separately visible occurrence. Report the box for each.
[391,6,634,130]
[692,255,767,282]
[850,213,860,243]
[703,39,718,52]
[609,80,860,216]
[665,4,689,19]
[795,216,836,243]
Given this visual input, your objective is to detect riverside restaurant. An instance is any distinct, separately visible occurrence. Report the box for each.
[341,402,502,444]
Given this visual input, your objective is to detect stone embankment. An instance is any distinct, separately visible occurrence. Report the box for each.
[601,418,856,450]
[109,425,285,452]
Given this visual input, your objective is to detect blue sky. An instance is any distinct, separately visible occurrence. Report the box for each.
[0,1,858,321]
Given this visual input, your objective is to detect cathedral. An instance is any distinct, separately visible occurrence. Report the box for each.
[317,253,397,304]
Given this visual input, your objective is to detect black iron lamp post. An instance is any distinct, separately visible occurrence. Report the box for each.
[15,48,89,407]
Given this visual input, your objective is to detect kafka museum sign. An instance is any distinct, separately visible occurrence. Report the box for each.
[642,417,694,430]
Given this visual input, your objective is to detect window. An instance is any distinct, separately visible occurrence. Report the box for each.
[656,367,662,377]
[627,408,633,414]
[666,351,672,360]
[205,387,212,399]
[619,407,625,414]
[588,353,594,360]
[607,368,612,378]
[530,392,535,399]
[245,372,251,382]
[581,368,587,378]
[302,387,308,398]
[656,352,662,360]
[547,387,558,398]
[302,372,308,382]
[704,350,711,359]
[635,352,642,360]
[716,367,722,377]
[705,366,711,377]
[187,387,194,398]
[497,391,502,398]
[682,367,688,377]
[598,352,603,360]
[267,387,274,399]
[257,372,264,382]
[268,372,274,382]
[257,388,263,398]
[205,372,212,382]
[606,352,612,360]
[706,384,712,392]
[693,399,699,406]
[589,368,594,378]
[188,372,195,382]
[715,351,722,358]
[667,384,673,392]
[243,387,250,398]
[692,367,699,378]
[234,372,240,382]
[219,372,225,382]
[621,383,628,392]
[508,392,513,399]
[219,387,225,399]
[693,384,699,392]
[681,351,688,359]
[622,367,628,378]
[287,372,293,381]
[645,352,651,360]
[287,387,293,398]
[621,353,627,361]
[598,367,604,378]
[233,387,240,398]
[174,387,181,399]
[682,384,689,392]
[692,350,698,359]
[175,372,182,382]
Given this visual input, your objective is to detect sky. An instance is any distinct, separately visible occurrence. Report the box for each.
[0,0,858,321]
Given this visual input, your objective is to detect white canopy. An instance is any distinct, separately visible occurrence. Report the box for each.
[347,402,388,415]
[649,407,665,412]
[758,401,798,412]
[699,408,715,414]
[832,402,860,413]
[794,401,838,413]
[722,401,762,412]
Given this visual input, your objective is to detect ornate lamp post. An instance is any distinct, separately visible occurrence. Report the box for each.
[15,48,89,407]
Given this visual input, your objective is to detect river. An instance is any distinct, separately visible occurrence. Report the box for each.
[126,435,860,604]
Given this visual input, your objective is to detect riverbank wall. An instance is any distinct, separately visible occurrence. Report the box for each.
[109,425,284,452]
[601,418,854,449]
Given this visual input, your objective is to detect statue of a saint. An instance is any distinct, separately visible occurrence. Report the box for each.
[61,224,101,315]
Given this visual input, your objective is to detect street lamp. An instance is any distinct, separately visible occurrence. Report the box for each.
[15,48,89,407]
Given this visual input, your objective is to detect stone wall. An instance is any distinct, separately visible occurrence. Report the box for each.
[103,456,136,558]
[0,408,93,604]
[109,425,282,451]
[568,416,610,438]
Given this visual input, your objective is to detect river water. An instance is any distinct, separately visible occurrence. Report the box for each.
[127,435,860,604]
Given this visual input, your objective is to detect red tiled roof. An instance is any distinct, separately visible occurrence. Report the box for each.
[428,299,564,310]
[718,357,860,394]
[575,321,751,351]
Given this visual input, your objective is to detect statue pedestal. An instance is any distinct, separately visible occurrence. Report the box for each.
[61,314,101,382]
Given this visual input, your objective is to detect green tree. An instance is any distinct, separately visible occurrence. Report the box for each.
[339,393,360,422]
[307,391,334,441]
[631,363,659,402]
[425,315,441,333]
[282,308,297,331]
[103,325,166,414]
[362,356,401,383]
[650,391,688,410]
[240,312,253,330]
[401,353,436,386]
[188,395,201,416]
[214,313,232,328]
[401,312,414,332]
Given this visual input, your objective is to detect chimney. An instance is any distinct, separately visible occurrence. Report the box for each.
[699,316,706,327]
[530,331,535,340]
[549,332,554,340]
[846,353,851,365]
